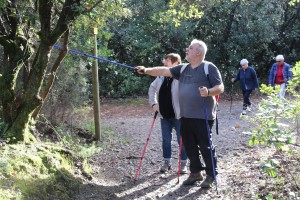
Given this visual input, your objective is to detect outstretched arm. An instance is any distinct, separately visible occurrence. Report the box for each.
[136,66,172,77]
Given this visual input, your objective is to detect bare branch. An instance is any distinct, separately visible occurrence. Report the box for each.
[84,0,104,13]
[32,29,70,119]
[0,16,9,35]
[49,0,82,44]
[267,139,300,148]
[39,0,54,43]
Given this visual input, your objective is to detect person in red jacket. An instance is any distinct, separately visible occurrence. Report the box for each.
[268,55,293,100]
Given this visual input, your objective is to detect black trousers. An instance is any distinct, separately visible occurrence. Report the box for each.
[242,89,253,109]
[180,118,217,177]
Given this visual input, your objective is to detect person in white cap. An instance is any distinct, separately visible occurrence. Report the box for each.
[268,55,293,99]
[231,59,259,115]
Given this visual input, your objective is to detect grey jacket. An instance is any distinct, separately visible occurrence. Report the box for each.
[148,76,180,119]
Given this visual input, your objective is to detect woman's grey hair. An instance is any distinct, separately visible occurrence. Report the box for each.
[191,39,208,56]
[240,59,249,65]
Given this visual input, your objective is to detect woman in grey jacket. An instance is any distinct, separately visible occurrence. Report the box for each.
[148,53,188,174]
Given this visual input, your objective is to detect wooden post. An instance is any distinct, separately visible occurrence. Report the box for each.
[92,27,101,140]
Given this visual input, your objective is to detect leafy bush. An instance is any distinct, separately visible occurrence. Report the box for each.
[245,61,300,198]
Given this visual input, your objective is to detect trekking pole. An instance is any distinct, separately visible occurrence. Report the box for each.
[202,97,219,194]
[54,44,136,71]
[177,136,183,184]
[134,111,158,182]
[230,84,233,114]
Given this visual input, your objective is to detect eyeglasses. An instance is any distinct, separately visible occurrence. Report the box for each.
[276,60,282,62]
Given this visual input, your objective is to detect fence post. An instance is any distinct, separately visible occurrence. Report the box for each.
[92,27,101,141]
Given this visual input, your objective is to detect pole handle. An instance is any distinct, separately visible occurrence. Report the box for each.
[154,111,158,119]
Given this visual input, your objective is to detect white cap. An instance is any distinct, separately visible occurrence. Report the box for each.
[240,59,248,65]
[275,55,284,61]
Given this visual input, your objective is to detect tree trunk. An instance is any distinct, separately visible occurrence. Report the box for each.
[0,0,86,143]
[4,108,37,143]
[3,43,51,143]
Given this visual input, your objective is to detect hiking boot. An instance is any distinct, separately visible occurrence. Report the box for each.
[200,175,214,188]
[182,172,203,185]
[180,162,188,174]
[160,160,171,173]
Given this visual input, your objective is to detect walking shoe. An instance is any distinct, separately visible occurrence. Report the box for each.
[182,172,203,185]
[180,162,188,174]
[246,105,252,111]
[160,160,171,173]
[242,110,247,115]
[200,175,214,188]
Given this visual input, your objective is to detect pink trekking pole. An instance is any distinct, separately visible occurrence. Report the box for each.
[134,111,158,181]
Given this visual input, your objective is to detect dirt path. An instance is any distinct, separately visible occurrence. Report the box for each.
[74,97,274,200]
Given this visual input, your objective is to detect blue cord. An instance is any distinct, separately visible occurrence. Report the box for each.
[54,44,136,71]
[202,97,219,194]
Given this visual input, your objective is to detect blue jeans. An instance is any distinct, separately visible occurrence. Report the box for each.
[160,118,187,161]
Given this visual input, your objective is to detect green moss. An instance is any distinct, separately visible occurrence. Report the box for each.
[0,143,81,199]
[0,121,108,199]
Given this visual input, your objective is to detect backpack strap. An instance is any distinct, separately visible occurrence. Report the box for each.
[204,61,209,77]
[204,61,220,135]
[180,63,189,74]
[181,61,210,75]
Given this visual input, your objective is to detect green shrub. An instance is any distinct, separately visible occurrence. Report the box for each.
[245,61,300,199]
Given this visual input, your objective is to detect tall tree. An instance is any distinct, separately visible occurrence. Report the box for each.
[0,0,111,143]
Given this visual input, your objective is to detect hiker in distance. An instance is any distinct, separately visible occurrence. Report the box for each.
[231,59,259,115]
[136,39,224,188]
[268,55,293,100]
[148,53,188,174]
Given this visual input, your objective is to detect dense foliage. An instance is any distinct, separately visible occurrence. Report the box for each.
[40,0,300,121]
[244,62,300,198]
[107,0,300,87]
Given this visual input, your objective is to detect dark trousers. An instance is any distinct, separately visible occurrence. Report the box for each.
[242,89,253,110]
[180,118,217,177]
